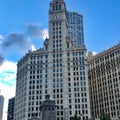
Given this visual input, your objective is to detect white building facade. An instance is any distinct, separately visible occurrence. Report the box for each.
[88,43,120,120]
[14,0,91,120]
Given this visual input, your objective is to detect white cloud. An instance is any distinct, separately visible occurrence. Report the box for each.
[1,33,33,54]
[0,61,17,86]
[25,23,49,40]
[92,51,97,55]
[0,61,17,120]
[0,35,4,40]
[0,84,15,120]
[30,45,36,52]
[87,51,97,57]
[0,34,4,44]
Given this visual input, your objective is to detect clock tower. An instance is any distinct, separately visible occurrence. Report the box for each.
[49,0,69,43]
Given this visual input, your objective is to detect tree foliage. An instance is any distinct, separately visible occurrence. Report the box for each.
[70,114,81,120]
[100,113,111,120]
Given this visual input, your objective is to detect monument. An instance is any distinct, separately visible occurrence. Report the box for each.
[29,95,57,120]
[40,95,57,120]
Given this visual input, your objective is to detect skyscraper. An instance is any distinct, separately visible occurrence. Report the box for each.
[7,97,15,120]
[14,0,91,120]
[67,12,85,47]
[0,95,4,120]
[88,43,120,120]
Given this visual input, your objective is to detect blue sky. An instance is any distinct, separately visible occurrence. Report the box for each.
[0,0,120,62]
[0,0,120,58]
[0,0,120,119]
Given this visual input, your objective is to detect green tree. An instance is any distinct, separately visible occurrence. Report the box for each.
[100,113,111,120]
[70,114,81,120]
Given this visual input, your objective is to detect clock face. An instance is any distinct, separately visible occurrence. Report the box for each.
[54,13,61,20]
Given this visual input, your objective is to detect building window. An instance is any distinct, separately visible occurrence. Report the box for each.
[59,5,61,10]
[53,6,55,11]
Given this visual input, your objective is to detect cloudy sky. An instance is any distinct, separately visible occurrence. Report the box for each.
[0,0,120,119]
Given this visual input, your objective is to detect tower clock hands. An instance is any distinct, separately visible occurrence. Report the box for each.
[54,13,60,20]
